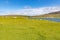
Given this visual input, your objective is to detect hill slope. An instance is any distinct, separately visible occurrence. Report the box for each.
[0,11,60,18]
[31,11,60,18]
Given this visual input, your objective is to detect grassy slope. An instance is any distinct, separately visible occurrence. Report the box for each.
[0,17,60,40]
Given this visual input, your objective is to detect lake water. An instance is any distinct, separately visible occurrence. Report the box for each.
[29,18,60,22]
[40,18,60,22]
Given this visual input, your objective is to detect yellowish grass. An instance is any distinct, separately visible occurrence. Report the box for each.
[0,17,60,40]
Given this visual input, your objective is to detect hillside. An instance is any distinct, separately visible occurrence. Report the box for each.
[0,11,60,18]
[30,11,60,18]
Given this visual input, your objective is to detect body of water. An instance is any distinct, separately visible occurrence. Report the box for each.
[40,18,60,22]
[29,18,60,22]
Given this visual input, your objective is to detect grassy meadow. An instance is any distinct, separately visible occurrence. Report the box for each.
[0,16,60,40]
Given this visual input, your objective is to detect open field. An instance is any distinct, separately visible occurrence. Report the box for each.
[0,16,60,40]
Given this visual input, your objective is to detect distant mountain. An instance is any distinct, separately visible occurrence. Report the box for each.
[30,11,60,18]
[6,11,60,18]
[0,11,60,18]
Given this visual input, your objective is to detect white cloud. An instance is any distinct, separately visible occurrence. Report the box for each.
[0,6,60,16]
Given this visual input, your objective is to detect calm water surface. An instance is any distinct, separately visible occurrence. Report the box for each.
[29,18,60,22]
[40,18,60,22]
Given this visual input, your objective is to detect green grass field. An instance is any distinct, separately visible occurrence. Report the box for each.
[0,17,60,40]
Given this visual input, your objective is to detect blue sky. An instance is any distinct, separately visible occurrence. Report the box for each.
[0,0,60,10]
[0,0,60,16]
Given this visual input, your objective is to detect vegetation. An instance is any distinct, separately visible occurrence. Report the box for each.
[0,16,60,40]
